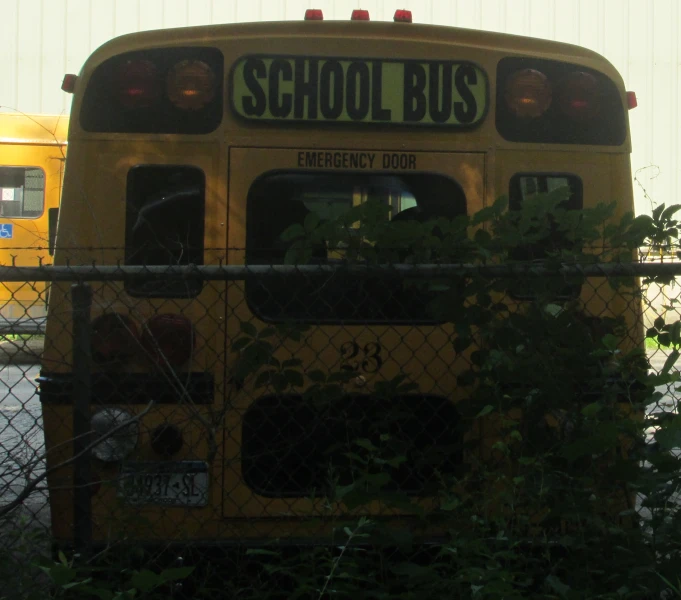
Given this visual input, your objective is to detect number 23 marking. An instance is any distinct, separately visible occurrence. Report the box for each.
[340,341,383,373]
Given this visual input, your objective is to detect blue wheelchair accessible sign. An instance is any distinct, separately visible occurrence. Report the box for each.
[0,223,13,239]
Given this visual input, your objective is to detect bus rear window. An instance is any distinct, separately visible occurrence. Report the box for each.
[246,172,466,323]
[0,167,45,219]
[125,165,205,297]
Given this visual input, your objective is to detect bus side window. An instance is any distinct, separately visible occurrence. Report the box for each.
[0,166,45,219]
[509,173,583,259]
[508,173,583,299]
[124,165,205,297]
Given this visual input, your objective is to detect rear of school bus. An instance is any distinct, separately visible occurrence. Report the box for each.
[40,14,638,551]
[0,114,67,323]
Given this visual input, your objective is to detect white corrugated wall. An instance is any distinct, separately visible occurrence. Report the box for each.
[0,0,678,215]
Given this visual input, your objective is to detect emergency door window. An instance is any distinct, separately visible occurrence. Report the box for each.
[0,167,45,219]
[246,172,467,323]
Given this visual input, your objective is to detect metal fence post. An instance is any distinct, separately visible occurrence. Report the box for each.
[71,282,92,557]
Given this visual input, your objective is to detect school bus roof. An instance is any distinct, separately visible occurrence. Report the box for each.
[85,20,622,84]
[0,113,69,146]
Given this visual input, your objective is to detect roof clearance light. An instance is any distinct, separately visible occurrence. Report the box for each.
[305,8,324,20]
[556,71,600,120]
[116,59,161,109]
[61,74,77,93]
[166,60,216,111]
[351,9,370,20]
[505,69,552,118]
[394,9,412,22]
[627,90,637,110]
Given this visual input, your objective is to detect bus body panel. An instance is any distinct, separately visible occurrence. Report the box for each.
[39,21,640,546]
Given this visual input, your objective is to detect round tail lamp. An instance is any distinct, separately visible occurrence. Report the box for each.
[91,313,139,364]
[141,314,195,368]
[151,424,184,457]
[91,408,139,463]
[556,71,601,120]
[504,69,552,118]
[166,60,216,110]
[115,59,161,109]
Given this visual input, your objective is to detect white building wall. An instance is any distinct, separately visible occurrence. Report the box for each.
[0,0,678,215]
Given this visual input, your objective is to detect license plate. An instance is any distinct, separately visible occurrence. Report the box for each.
[118,461,209,506]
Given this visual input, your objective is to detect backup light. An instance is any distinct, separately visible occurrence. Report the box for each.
[91,408,139,463]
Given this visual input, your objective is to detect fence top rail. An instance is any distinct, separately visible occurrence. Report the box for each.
[1,262,680,282]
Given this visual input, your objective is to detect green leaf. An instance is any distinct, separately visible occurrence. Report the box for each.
[158,566,195,583]
[581,402,602,418]
[130,569,161,593]
[246,549,280,556]
[304,211,320,232]
[280,222,305,242]
[354,438,377,452]
[545,574,571,598]
[662,349,680,374]
[48,564,77,587]
[284,369,304,387]
[476,405,495,418]
[307,369,326,383]
[231,337,251,352]
[239,321,258,337]
[655,417,681,450]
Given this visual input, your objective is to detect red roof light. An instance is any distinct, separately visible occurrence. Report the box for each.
[61,74,77,93]
[627,91,637,109]
[305,8,323,20]
[394,9,412,22]
[351,9,370,20]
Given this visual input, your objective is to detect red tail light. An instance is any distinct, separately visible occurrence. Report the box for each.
[351,9,370,21]
[394,9,412,22]
[556,71,600,120]
[141,314,195,368]
[91,313,139,364]
[305,8,323,20]
[116,59,161,109]
[627,91,637,109]
[61,74,77,93]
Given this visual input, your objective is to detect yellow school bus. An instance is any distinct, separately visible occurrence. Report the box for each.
[0,113,68,326]
[40,10,640,550]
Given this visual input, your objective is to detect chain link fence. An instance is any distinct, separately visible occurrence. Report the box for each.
[1,260,680,598]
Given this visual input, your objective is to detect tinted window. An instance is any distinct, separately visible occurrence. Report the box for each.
[0,167,45,219]
[125,165,205,297]
[496,57,626,146]
[508,173,583,298]
[246,172,466,323]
